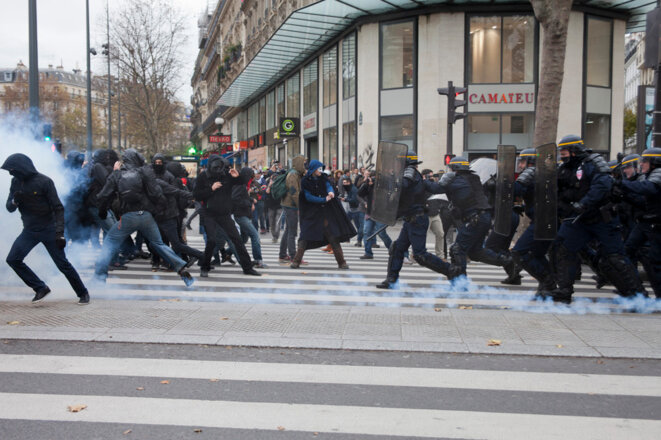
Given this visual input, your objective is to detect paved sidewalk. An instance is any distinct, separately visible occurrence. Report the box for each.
[0,299,660,359]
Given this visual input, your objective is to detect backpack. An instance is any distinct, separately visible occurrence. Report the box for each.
[117,169,143,204]
[270,172,289,202]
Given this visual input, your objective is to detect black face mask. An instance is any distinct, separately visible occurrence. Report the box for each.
[153,164,165,174]
[209,164,224,178]
[343,184,351,191]
[560,156,571,164]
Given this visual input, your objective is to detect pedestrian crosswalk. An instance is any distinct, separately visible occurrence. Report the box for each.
[0,350,659,438]
[0,229,658,313]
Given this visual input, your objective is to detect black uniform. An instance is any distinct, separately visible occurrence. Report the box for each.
[2,153,89,303]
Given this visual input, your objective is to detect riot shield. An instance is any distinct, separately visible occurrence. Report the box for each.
[370,141,407,226]
[534,143,558,240]
[494,145,517,236]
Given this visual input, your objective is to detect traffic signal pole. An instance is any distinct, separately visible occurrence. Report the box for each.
[28,0,39,125]
[437,81,467,156]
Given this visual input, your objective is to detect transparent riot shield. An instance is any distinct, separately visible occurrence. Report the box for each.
[494,145,517,236]
[534,143,558,240]
[370,141,408,226]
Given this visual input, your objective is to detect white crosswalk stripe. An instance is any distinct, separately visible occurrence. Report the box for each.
[0,353,659,439]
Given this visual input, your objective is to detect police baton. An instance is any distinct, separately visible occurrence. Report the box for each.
[365,224,388,242]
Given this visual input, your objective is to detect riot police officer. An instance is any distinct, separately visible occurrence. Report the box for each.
[618,147,661,297]
[550,135,645,303]
[441,156,518,280]
[376,151,458,289]
[510,148,557,297]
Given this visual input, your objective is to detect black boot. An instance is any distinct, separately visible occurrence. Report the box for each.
[449,244,467,278]
[377,243,398,288]
[599,254,648,298]
[514,252,556,300]
[550,245,576,304]
[501,257,522,285]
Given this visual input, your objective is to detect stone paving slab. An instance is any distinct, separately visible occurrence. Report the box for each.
[0,299,660,359]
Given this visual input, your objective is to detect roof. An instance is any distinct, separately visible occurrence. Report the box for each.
[217,0,657,108]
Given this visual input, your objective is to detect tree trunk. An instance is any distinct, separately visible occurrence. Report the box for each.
[530,0,573,147]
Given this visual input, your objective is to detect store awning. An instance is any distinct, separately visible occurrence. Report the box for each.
[217,0,656,108]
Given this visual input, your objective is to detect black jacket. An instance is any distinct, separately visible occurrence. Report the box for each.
[193,155,240,217]
[97,149,165,216]
[232,168,255,218]
[2,153,65,234]
[151,155,189,222]
[84,149,118,209]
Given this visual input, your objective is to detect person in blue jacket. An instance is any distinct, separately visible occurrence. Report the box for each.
[2,153,90,304]
[290,160,356,269]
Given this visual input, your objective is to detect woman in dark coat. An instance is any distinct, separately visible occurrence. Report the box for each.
[291,160,356,269]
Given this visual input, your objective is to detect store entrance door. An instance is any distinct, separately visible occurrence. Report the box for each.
[306,137,318,161]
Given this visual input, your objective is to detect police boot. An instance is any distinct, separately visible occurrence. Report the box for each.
[513,253,555,299]
[377,244,398,289]
[500,256,522,286]
[599,254,648,298]
[449,244,467,278]
[290,244,306,269]
[550,245,575,304]
[413,253,453,279]
[331,243,349,269]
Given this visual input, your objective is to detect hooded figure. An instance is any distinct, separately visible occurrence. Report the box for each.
[63,150,92,243]
[290,160,356,269]
[2,153,90,304]
[193,155,261,277]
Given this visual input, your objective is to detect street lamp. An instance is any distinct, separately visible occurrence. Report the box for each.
[86,0,93,158]
[215,117,225,132]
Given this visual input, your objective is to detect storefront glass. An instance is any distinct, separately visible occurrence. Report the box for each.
[303,60,318,116]
[342,33,356,99]
[381,115,414,149]
[323,47,337,108]
[467,113,534,150]
[342,121,356,170]
[266,90,275,130]
[286,73,300,117]
[323,127,338,170]
[586,17,612,87]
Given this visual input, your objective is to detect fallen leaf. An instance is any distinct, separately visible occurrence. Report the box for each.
[277,426,286,431]
[459,306,472,310]
[556,344,564,348]
[67,404,87,413]
[313,433,319,436]
[210,378,220,382]
[7,321,20,325]
[225,346,233,350]
[193,428,203,433]
[220,317,229,320]
[160,380,169,384]
[302,272,307,274]
[500,306,510,309]
[434,308,442,312]
[136,387,144,391]
[487,339,501,346]
[123,429,132,435]
[596,360,605,364]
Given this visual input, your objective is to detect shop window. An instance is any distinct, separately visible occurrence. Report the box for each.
[266,90,275,130]
[259,97,266,133]
[469,15,535,84]
[323,126,338,170]
[342,121,356,170]
[380,115,414,150]
[276,84,285,120]
[584,114,610,151]
[381,20,414,89]
[342,33,356,99]
[303,60,318,116]
[323,46,337,108]
[286,73,300,117]
[467,113,533,150]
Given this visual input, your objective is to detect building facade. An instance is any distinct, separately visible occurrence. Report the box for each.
[191,0,650,172]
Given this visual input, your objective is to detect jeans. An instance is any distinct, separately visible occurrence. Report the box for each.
[252,200,266,230]
[7,226,88,297]
[235,215,263,262]
[157,217,204,260]
[363,218,392,257]
[201,212,253,272]
[279,207,299,259]
[94,211,185,281]
[267,207,282,240]
[347,210,365,243]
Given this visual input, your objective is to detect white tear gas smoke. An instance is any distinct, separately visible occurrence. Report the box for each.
[0,116,99,301]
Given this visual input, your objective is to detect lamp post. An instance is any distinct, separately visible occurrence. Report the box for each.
[104,0,112,149]
[86,0,93,158]
[28,0,39,125]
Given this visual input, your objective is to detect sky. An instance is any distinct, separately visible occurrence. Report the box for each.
[0,0,210,103]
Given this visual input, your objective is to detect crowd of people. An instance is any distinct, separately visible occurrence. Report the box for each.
[2,135,659,306]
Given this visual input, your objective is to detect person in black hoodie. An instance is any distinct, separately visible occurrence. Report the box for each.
[232,167,266,268]
[193,155,260,277]
[95,149,195,286]
[2,153,90,304]
[150,154,201,271]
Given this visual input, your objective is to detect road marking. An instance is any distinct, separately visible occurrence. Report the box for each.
[0,354,658,396]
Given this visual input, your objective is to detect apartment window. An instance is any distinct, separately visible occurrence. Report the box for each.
[381,115,414,149]
[342,121,356,169]
[286,73,300,117]
[323,47,337,108]
[303,60,318,116]
[342,33,356,99]
[469,15,535,84]
[381,20,414,89]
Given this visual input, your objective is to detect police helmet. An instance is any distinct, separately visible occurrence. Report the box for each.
[620,154,640,171]
[447,156,470,171]
[517,148,536,167]
[608,159,619,170]
[641,147,661,167]
[557,134,587,154]
[405,150,422,166]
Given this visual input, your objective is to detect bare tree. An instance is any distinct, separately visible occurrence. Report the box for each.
[530,0,573,146]
[109,0,187,157]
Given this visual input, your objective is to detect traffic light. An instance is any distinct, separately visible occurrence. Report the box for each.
[42,123,52,142]
[437,81,467,124]
[444,154,455,166]
[188,145,197,155]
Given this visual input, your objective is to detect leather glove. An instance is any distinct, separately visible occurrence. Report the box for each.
[12,191,25,205]
[98,209,108,220]
[55,235,66,250]
[513,204,525,216]
[571,202,585,215]
[403,166,416,181]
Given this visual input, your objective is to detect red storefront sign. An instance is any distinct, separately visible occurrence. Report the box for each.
[209,135,232,143]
